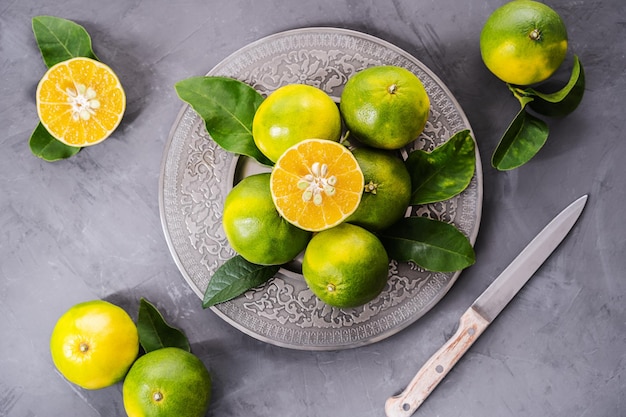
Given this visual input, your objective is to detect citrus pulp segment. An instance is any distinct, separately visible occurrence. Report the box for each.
[36,57,126,147]
[270,139,364,232]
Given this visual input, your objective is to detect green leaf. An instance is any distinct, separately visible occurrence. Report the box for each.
[526,55,586,118]
[203,255,280,308]
[491,106,549,171]
[29,123,81,161]
[32,15,97,68]
[379,216,475,272]
[137,298,191,353]
[175,76,272,166]
[406,129,476,205]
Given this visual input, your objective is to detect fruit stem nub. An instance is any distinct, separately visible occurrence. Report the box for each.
[529,28,541,41]
[388,84,398,95]
[364,181,378,194]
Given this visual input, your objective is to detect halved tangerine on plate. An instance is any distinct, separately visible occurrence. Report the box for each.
[36,57,126,147]
[270,139,364,232]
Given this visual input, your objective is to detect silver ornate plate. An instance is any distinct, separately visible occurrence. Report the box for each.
[159,27,483,350]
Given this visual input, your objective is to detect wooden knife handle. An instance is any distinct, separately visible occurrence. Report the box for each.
[385,308,490,417]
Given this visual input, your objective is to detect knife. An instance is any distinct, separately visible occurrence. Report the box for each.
[385,195,588,417]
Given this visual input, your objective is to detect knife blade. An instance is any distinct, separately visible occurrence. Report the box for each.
[384,195,588,417]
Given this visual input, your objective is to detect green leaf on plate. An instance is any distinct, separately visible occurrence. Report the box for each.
[175,76,272,166]
[203,255,280,308]
[491,105,549,171]
[526,55,586,118]
[137,298,191,353]
[29,123,81,162]
[379,216,475,272]
[406,129,476,205]
[32,15,98,68]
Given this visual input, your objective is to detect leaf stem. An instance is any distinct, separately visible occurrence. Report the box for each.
[507,84,535,108]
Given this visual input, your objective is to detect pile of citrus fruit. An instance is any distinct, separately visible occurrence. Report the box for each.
[222,65,430,309]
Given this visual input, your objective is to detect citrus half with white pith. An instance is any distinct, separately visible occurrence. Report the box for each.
[36,57,126,147]
[270,139,364,232]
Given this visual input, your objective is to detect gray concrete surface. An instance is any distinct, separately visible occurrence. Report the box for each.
[1,0,625,416]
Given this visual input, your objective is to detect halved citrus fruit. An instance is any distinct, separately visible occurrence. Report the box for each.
[270,139,364,232]
[36,57,126,147]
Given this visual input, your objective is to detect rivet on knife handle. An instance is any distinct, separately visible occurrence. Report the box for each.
[384,308,489,417]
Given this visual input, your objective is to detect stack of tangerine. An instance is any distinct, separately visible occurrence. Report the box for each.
[222,66,430,309]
